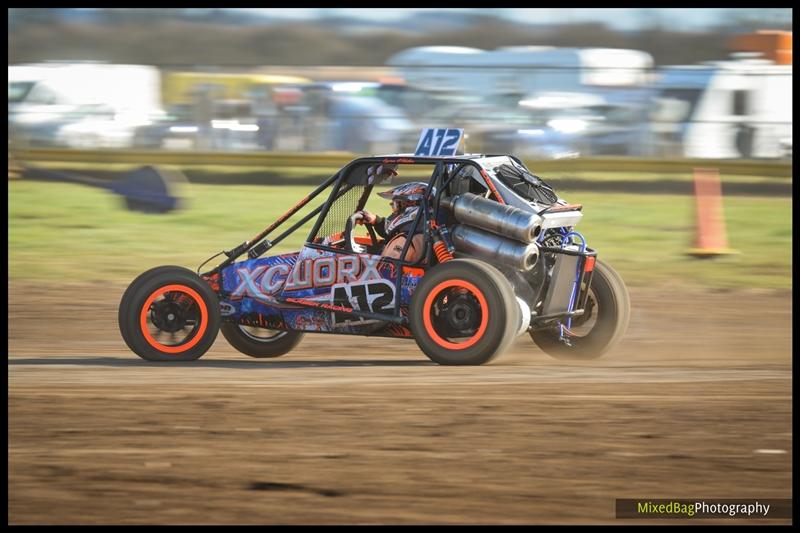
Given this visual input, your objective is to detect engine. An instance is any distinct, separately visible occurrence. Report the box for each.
[451,224,539,272]
[443,192,543,243]
[441,192,584,272]
[442,192,583,272]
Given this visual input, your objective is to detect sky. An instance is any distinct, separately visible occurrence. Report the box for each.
[228,8,791,32]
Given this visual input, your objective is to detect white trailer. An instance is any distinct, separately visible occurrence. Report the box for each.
[650,59,792,159]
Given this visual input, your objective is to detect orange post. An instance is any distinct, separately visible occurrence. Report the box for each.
[687,168,737,258]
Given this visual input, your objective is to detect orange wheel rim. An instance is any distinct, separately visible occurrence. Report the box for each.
[422,279,489,350]
[139,284,208,354]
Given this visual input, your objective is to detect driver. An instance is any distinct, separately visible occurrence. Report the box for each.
[358,180,429,263]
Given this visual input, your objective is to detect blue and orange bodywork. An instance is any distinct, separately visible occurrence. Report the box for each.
[218,247,423,337]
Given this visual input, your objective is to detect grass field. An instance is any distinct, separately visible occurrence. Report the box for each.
[8,180,792,289]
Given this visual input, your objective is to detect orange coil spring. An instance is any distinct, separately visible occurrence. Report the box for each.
[433,240,454,263]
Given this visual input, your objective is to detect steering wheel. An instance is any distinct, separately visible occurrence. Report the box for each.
[344,212,380,253]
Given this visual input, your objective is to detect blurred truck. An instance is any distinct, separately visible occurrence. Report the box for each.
[133,71,311,150]
[160,72,310,107]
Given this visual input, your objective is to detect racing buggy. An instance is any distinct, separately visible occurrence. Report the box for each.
[119,153,630,365]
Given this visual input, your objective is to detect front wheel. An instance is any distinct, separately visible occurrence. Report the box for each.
[220,322,304,358]
[530,259,630,360]
[409,259,520,365]
[118,266,221,361]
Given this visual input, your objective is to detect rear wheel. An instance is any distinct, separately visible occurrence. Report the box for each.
[119,266,220,361]
[409,259,519,365]
[220,322,304,358]
[530,259,630,359]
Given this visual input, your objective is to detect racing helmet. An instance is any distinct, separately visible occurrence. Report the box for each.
[377,181,429,202]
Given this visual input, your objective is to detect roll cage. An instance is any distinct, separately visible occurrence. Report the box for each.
[304,154,517,267]
[198,154,524,321]
[200,153,588,326]
[204,154,525,276]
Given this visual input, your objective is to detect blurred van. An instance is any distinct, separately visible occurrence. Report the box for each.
[9,63,164,148]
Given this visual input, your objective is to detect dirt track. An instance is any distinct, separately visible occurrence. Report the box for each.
[8,282,792,524]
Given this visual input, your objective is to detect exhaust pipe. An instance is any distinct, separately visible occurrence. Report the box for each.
[443,193,542,243]
[515,297,532,336]
[452,224,540,272]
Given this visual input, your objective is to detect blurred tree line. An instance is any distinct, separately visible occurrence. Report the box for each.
[8,8,792,67]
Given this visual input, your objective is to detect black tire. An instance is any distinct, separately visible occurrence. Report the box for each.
[409,258,520,365]
[220,322,304,358]
[119,266,220,361]
[118,265,189,350]
[530,259,630,360]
